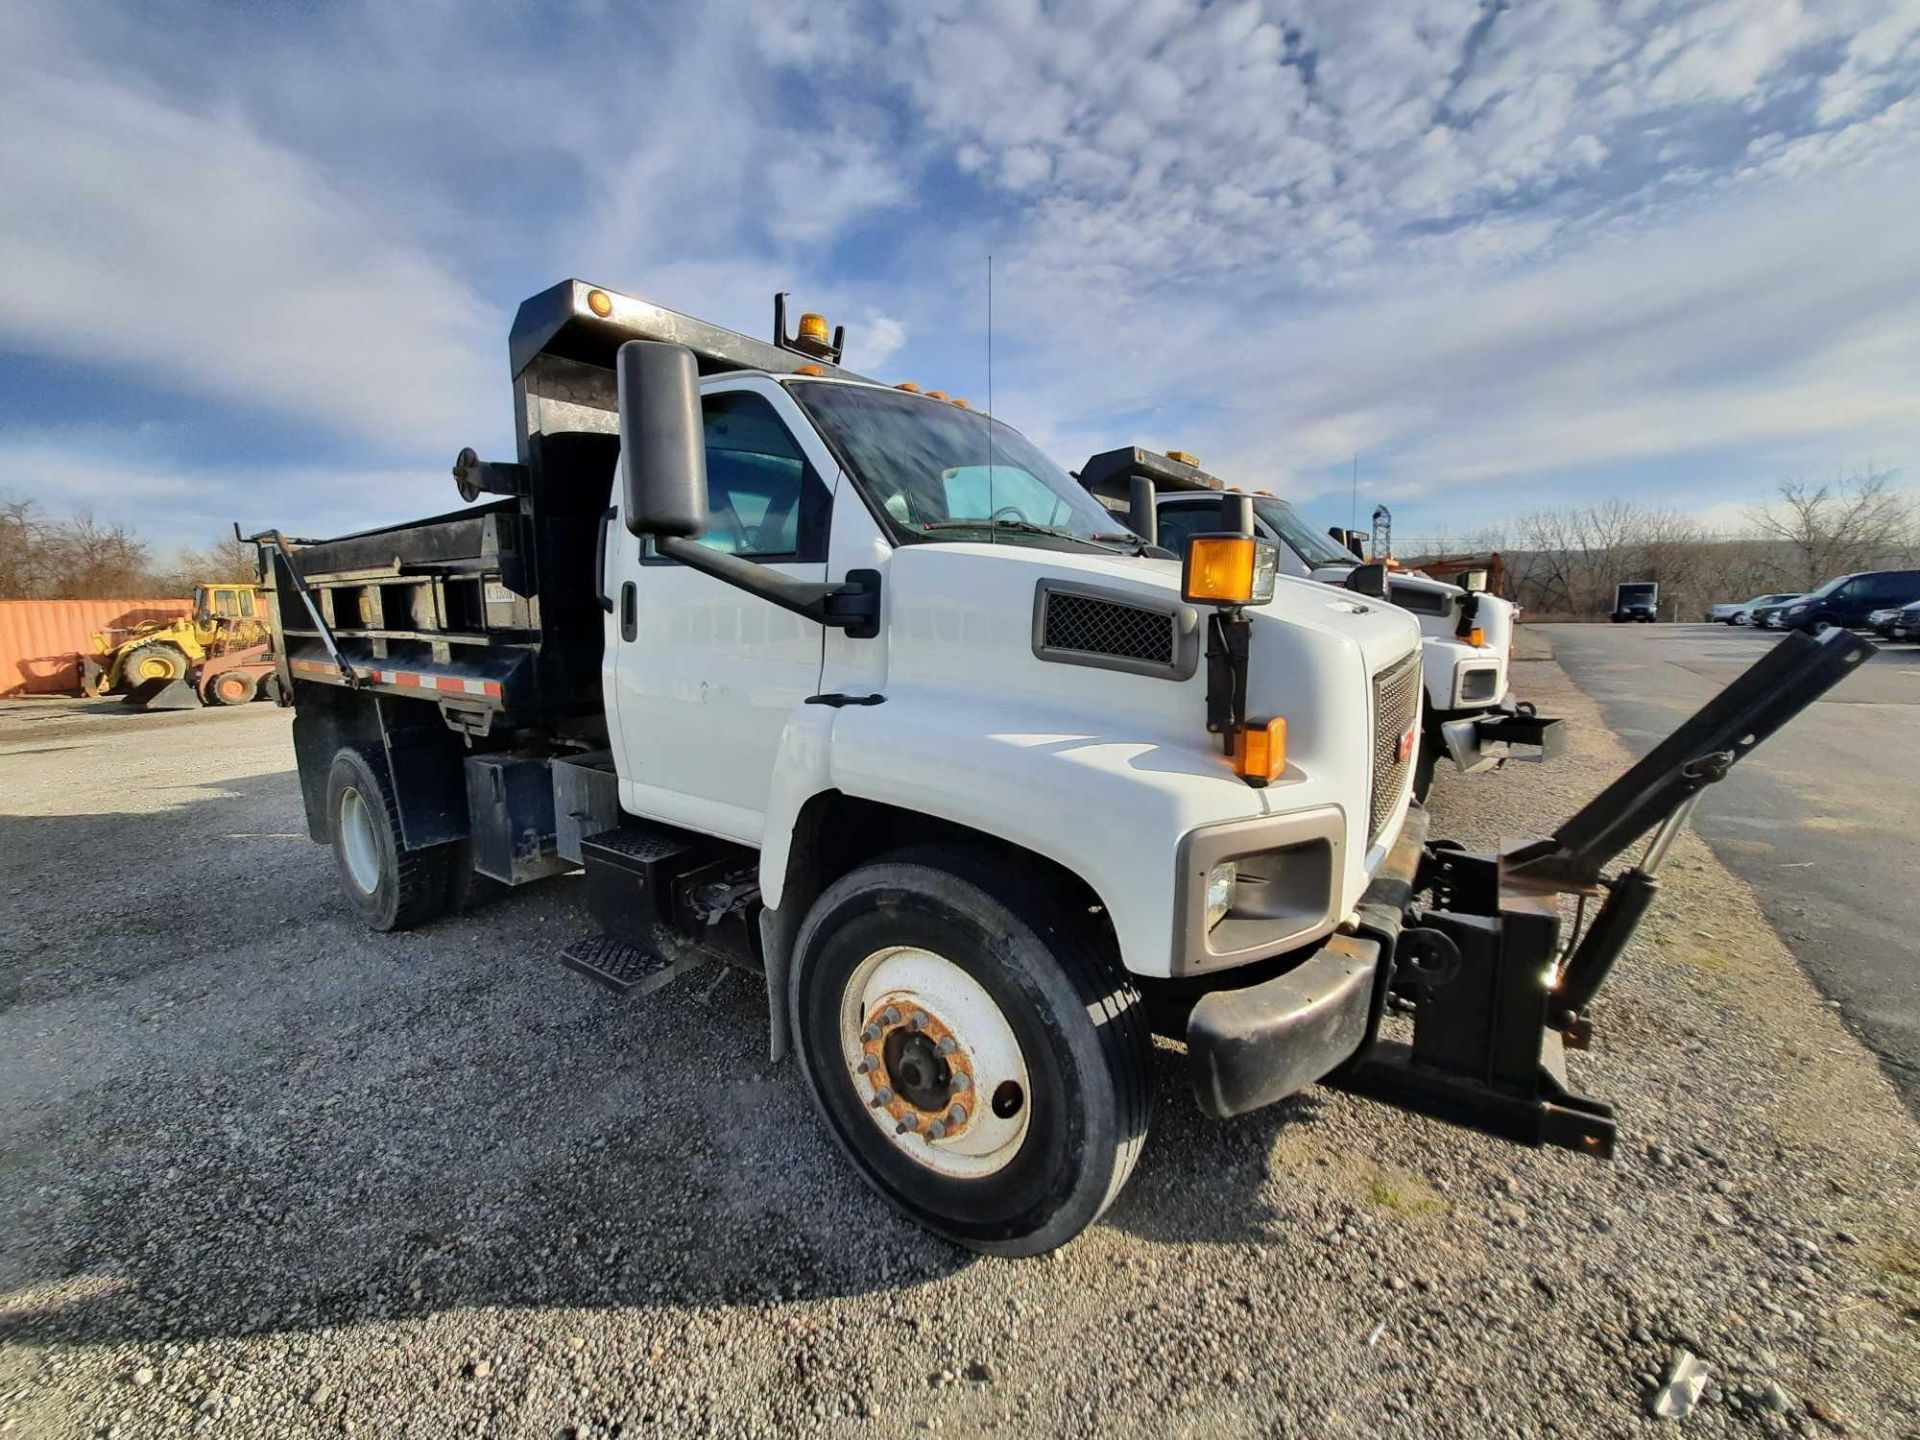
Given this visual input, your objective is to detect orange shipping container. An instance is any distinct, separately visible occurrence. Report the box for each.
[0,598,193,697]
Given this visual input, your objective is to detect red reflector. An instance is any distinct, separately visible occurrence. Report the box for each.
[1396,725,1417,764]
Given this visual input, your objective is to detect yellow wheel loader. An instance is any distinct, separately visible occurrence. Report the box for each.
[83,582,272,701]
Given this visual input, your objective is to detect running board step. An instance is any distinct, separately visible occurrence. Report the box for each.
[560,937,705,997]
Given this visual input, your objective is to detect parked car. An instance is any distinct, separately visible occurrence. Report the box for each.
[1749,598,1799,630]
[1776,569,1920,632]
[1868,606,1906,637]
[1890,600,1920,642]
[1711,592,1800,625]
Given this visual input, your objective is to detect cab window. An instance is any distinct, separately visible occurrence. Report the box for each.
[1153,503,1216,556]
[239,589,256,617]
[213,588,239,616]
[690,391,828,561]
[1157,501,1313,578]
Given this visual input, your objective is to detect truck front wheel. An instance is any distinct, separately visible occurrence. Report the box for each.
[325,749,450,932]
[789,847,1151,1257]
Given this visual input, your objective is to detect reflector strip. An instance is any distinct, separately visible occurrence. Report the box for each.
[287,657,501,699]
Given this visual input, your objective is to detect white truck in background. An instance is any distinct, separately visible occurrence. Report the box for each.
[1079,448,1562,799]
[250,280,1855,1256]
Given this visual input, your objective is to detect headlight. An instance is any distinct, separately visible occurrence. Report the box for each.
[1204,862,1237,930]
[1786,604,1807,615]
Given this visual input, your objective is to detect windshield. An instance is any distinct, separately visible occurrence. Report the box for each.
[1253,497,1360,569]
[1620,584,1656,601]
[1807,574,1854,598]
[787,382,1125,547]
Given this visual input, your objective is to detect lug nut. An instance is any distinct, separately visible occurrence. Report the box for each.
[926,1121,946,1140]
[895,1115,919,1134]
[882,1006,901,1024]
[949,1073,971,1094]
[908,1011,928,1031]
[855,1056,879,1075]
[936,1036,957,1055]
[870,1087,893,1107]
[861,1023,883,1042]
[946,1104,968,1126]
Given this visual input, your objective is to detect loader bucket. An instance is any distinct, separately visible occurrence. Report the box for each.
[124,677,202,710]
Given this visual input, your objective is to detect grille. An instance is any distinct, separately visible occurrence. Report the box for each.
[1042,592,1175,666]
[1369,650,1422,844]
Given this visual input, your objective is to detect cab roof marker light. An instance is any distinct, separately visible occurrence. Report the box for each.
[586,288,615,318]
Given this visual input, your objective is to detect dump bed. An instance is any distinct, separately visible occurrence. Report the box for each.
[268,453,615,726]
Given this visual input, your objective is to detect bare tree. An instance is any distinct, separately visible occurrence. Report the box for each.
[1746,468,1915,592]
[33,511,153,599]
[0,495,41,598]
[153,535,262,592]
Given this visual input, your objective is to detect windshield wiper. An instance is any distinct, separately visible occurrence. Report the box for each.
[920,518,1145,554]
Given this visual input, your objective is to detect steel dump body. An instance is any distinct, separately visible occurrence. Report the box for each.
[272,490,608,725]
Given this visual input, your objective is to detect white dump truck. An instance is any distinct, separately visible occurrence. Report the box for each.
[1079,449,1561,799]
[252,281,1865,1255]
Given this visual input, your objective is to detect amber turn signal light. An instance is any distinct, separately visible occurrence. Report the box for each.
[1233,718,1287,786]
[1181,534,1278,607]
[1468,626,1486,647]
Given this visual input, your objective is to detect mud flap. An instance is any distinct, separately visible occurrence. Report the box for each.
[123,677,202,710]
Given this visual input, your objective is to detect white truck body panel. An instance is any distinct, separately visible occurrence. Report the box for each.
[604,374,1424,981]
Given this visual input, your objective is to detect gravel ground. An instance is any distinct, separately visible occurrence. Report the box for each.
[1,648,1915,1440]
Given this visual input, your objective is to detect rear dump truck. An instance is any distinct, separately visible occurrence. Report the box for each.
[255,280,1870,1255]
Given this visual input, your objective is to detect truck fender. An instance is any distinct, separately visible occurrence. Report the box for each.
[757,702,838,1064]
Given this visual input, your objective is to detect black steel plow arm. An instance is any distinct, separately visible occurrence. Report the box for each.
[1505,626,1873,890]
[1334,624,1875,1161]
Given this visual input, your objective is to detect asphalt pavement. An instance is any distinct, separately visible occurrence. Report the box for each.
[1542,621,1919,1109]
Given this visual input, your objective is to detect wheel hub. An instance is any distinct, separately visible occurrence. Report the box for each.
[838,946,1032,1178]
[862,1000,975,1140]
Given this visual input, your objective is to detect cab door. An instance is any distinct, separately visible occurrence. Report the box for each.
[603,377,836,845]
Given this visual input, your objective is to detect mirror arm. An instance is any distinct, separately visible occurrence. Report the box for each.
[654,537,880,638]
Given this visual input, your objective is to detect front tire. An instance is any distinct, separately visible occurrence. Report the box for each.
[121,643,188,685]
[325,748,450,932]
[789,847,1150,1256]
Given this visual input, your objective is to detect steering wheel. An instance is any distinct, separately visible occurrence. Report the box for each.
[989,504,1030,524]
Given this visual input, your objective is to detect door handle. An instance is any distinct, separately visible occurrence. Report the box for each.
[620,581,637,642]
[595,506,616,613]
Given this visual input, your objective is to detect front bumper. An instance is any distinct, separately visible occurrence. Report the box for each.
[1439,703,1566,775]
[1187,806,1425,1118]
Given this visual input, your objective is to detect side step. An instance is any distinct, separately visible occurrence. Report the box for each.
[560,936,706,997]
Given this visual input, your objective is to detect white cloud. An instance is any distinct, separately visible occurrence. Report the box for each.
[2,0,1918,550]
[0,16,498,446]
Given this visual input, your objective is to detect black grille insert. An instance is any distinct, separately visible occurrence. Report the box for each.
[1043,592,1175,664]
[1369,651,1422,843]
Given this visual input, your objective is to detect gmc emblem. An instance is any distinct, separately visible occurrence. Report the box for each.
[1396,724,1417,764]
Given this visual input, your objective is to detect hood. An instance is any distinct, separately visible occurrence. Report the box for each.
[882,541,1422,738]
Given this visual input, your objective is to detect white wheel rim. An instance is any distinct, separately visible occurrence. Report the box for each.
[839,945,1032,1179]
[339,786,382,895]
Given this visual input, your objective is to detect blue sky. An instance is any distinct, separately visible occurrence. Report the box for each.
[2,0,1917,553]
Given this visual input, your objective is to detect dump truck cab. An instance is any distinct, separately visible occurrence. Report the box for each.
[1080,449,1561,798]
[256,280,1856,1257]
